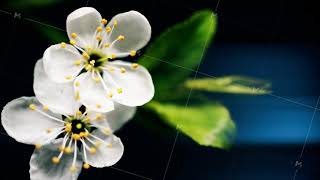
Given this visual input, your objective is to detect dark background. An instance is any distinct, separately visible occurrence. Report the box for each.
[0,0,320,179]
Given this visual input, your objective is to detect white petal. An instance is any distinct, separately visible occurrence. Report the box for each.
[84,130,123,168]
[34,60,81,115]
[103,61,154,106]
[105,11,151,56]
[75,72,114,113]
[86,103,135,132]
[43,44,83,83]
[67,7,102,48]
[30,139,82,180]
[1,97,64,145]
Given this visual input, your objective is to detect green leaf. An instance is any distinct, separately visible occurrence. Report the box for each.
[185,76,271,95]
[38,26,67,44]
[8,0,63,8]
[138,10,217,100]
[145,101,235,149]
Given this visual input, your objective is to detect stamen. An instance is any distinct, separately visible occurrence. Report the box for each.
[120,67,126,73]
[42,105,49,111]
[114,20,118,27]
[104,43,110,48]
[131,63,139,69]
[32,106,65,123]
[65,75,73,80]
[101,18,108,25]
[117,35,125,41]
[74,60,82,66]
[107,92,113,98]
[60,42,67,48]
[95,113,103,120]
[117,88,123,94]
[75,81,80,87]
[70,39,76,45]
[65,123,72,132]
[71,33,77,39]
[106,26,112,33]
[82,52,90,60]
[35,144,42,150]
[70,140,78,173]
[29,104,36,110]
[75,91,80,101]
[96,26,103,32]
[72,134,81,141]
[130,50,137,57]
[64,138,73,154]
[80,139,90,169]
[81,139,97,154]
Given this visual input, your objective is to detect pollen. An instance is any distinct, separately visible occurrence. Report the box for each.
[84,131,90,137]
[60,42,66,48]
[106,26,112,33]
[35,144,42,150]
[120,67,126,73]
[89,147,97,154]
[104,43,110,48]
[69,165,77,173]
[101,18,108,25]
[96,104,102,109]
[117,88,123,94]
[79,132,85,137]
[64,147,73,154]
[65,123,72,132]
[82,52,90,60]
[96,35,102,41]
[96,26,103,32]
[111,53,116,59]
[76,123,82,129]
[75,81,80,87]
[107,143,113,148]
[76,110,82,116]
[65,75,73,80]
[131,63,139,69]
[29,104,36,110]
[70,39,76,45]
[72,134,81,141]
[85,64,93,71]
[130,50,137,57]
[71,33,77,38]
[52,157,60,164]
[83,163,90,169]
[117,35,125,41]
[42,105,49,111]
[74,60,82,66]
[107,92,113,98]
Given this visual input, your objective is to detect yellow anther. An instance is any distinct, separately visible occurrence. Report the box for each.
[74,60,82,66]
[84,131,90,137]
[96,26,103,32]
[69,165,77,173]
[65,123,72,132]
[95,141,102,147]
[83,117,90,123]
[46,128,52,133]
[79,132,85,137]
[89,147,97,154]
[107,143,113,148]
[72,134,81,140]
[107,92,113,98]
[75,81,80,87]
[58,146,65,152]
[42,105,49,111]
[117,35,125,41]
[75,91,80,101]
[60,42,66,48]
[101,18,108,25]
[117,88,123,94]
[29,104,36,110]
[76,123,82,129]
[52,157,60,164]
[96,104,101,109]
[87,46,93,52]
[104,43,110,48]
[106,26,112,33]
[108,67,115,72]
[89,60,95,65]
[95,113,103,120]
[35,144,42,150]
[131,63,139,69]
[71,33,77,38]
[111,53,116,59]
[83,163,90,169]
[85,64,93,71]
[130,50,137,57]
[103,127,111,135]
[94,77,100,83]
[96,35,102,41]
[64,147,73,154]
[82,52,90,60]
[65,75,73,80]
[120,67,126,73]
[76,110,82,116]
[114,20,118,27]
[70,39,76,45]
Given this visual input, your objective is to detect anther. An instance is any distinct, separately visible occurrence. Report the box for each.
[65,123,72,132]
[95,141,102,147]
[107,92,113,98]
[72,134,81,141]
[29,104,36,110]
[64,147,73,154]
[114,20,118,27]
[79,132,85,137]
[52,157,60,164]
[96,104,102,109]
[107,143,113,148]
[94,77,100,83]
[46,128,53,133]
[96,26,103,32]
[83,163,90,169]
[65,75,73,80]
[96,35,102,41]
[60,42,66,48]
[131,63,139,69]
[69,165,77,173]
[82,52,90,60]
[71,33,77,39]
[75,91,80,101]
[111,53,116,59]
[76,110,82,116]
[89,147,97,154]
[120,67,126,73]
[108,67,115,72]
[83,117,90,123]
[106,26,112,33]
[96,113,103,120]
[42,105,49,111]
[70,39,76,45]
[103,127,111,135]
[130,50,137,57]
[101,18,108,25]
[74,60,82,66]
[35,144,42,150]
[58,146,65,152]
[104,43,110,48]
[75,82,80,87]
[117,88,123,94]
[117,35,125,41]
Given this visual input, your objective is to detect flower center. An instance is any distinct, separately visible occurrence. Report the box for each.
[70,119,86,134]
[83,50,109,72]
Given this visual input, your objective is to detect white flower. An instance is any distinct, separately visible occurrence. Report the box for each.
[1,96,136,180]
[39,7,154,113]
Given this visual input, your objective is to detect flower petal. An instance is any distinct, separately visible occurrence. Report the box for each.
[1,97,64,145]
[105,11,151,56]
[103,61,154,106]
[75,72,114,113]
[43,44,83,83]
[67,7,102,48]
[34,60,81,115]
[86,103,135,132]
[30,139,82,180]
[84,130,123,168]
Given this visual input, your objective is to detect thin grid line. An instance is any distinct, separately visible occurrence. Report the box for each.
[292,95,320,180]
[161,9,216,180]
[109,167,153,180]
